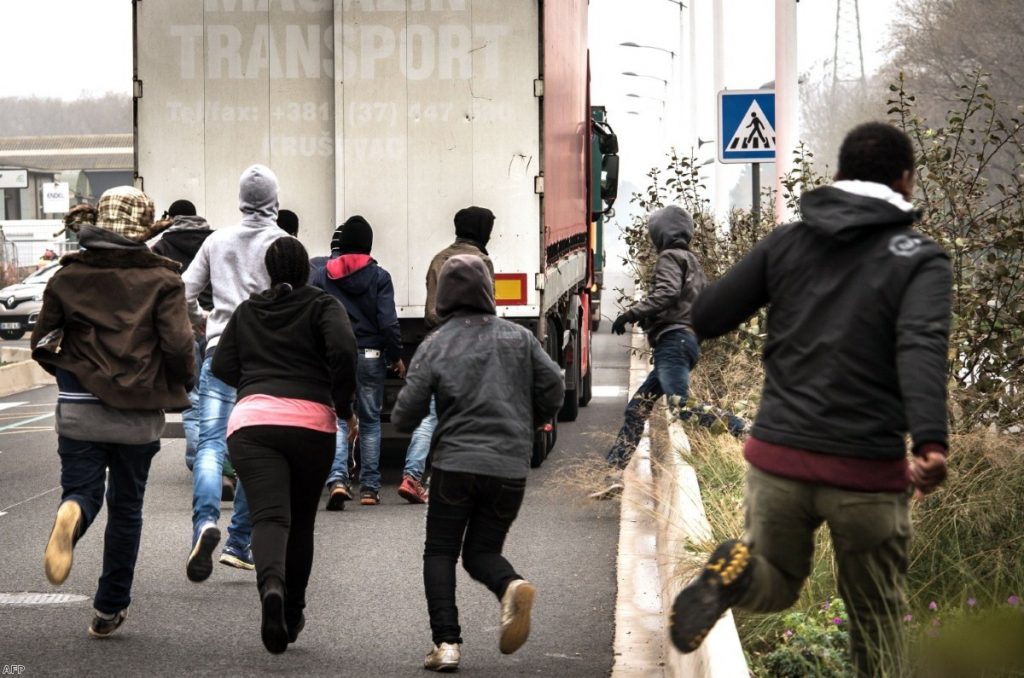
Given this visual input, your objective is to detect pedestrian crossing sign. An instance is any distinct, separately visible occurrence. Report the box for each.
[718,90,776,164]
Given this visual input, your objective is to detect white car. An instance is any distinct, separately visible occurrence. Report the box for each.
[0,262,61,340]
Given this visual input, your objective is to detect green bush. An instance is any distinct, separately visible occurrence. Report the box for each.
[758,597,852,678]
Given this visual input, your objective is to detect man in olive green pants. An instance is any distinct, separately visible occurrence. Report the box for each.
[668,123,952,677]
[741,466,912,673]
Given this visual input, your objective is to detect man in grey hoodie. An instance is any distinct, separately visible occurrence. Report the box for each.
[182,165,287,582]
[392,254,563,671]
[593,206,707,498]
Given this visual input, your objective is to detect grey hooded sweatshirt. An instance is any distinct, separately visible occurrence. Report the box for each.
[391,255,564,479]
[183,165,287,349]
[624,205,707,344]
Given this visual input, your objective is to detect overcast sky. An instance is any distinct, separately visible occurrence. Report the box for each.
[0,0,902,255]
[0,1,898,100]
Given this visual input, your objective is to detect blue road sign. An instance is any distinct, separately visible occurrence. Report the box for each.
[718,90,776,164]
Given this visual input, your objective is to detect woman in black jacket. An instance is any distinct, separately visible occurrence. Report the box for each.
[211,237,358,654]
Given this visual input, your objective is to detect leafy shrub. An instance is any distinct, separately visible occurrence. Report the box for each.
[757,597,852,678]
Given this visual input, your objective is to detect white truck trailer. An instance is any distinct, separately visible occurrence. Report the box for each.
[133,0,619,464]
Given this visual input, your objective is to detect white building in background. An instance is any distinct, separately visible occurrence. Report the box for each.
[0,134,133,268]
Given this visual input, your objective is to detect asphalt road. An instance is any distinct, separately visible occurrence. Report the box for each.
[0,327,632,677]
[2,337,31,350]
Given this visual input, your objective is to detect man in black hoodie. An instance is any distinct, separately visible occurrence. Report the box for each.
[668,123,952,677]
[312,216,404,508]
[150,199,213,472]
[398,206,497,504]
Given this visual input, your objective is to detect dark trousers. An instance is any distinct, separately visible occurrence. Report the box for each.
[57,435,160,614]
[424,468,526,645]
[227,425,334,625]
[607,329,700,468]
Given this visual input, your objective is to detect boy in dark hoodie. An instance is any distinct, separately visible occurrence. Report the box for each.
[150,199,214,472]
[592,205,707,499]
[668,123,951,677]
[398,206,496,504]
[312,216,405,508]
[392,255,563,672]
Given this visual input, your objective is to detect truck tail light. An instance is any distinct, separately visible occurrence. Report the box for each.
[494,273,528,306]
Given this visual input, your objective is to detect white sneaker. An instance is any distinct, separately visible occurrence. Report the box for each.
[588,471,625,500]
[423,642,460,672]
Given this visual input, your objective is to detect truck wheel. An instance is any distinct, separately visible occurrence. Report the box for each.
[531,421,557,468]
[559,334,581,422]
[531,432,544,468]
[557,323,581,421]
[581,331,598,405]
[1,330,25,340]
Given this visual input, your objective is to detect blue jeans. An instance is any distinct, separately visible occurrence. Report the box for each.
[607,330,700,469]
[183,337,205,470]
[326,352,385,490]
[402,397,436,480]
[57,435,160,614]
[192,354,251,551]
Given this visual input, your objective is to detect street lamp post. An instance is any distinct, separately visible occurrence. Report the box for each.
[619,42,677,148]
[618,41,677,59]
[622,71,669,86]
[625,93,666,106]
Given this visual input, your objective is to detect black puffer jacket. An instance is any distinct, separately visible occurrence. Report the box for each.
[392,255,563,479]
[692,185,952,459]
[624,205,707,343]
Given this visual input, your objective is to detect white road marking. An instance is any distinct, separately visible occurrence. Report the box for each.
[0,486,61,516]
[592,385,627,399]
[0,412,53,433]
[0,402,28,411]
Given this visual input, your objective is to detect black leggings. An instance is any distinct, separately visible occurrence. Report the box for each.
[424,468,527,645]
[228,425,334,624]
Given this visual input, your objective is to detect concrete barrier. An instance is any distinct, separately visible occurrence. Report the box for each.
[0,346,54,397]
[613,331,748,676]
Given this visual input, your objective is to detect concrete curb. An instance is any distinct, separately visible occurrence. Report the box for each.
[0,347,54,397]
[656,424,749,677]
[613,331,748,676]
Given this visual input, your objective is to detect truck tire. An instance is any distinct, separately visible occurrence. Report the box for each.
[579,335,593,407]
[1,330,25,340]
[559,337,581,422]
[531,420,557,468]
[559,314,582,422]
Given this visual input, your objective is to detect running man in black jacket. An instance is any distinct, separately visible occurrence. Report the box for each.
[669,123,952,677]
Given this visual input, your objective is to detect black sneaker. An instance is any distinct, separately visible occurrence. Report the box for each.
[221,476,236,502]
[669,539,753,653]
[287,613,305,644]
[88,608,128,638]
[186,522,221,583]
[359,487,380,506]
[261,583,289,654]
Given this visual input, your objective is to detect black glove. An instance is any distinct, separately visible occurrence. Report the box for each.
[611,314,630,335]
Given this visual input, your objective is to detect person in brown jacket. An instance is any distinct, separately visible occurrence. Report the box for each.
[31,186,196,639]
[398,207,496,503]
